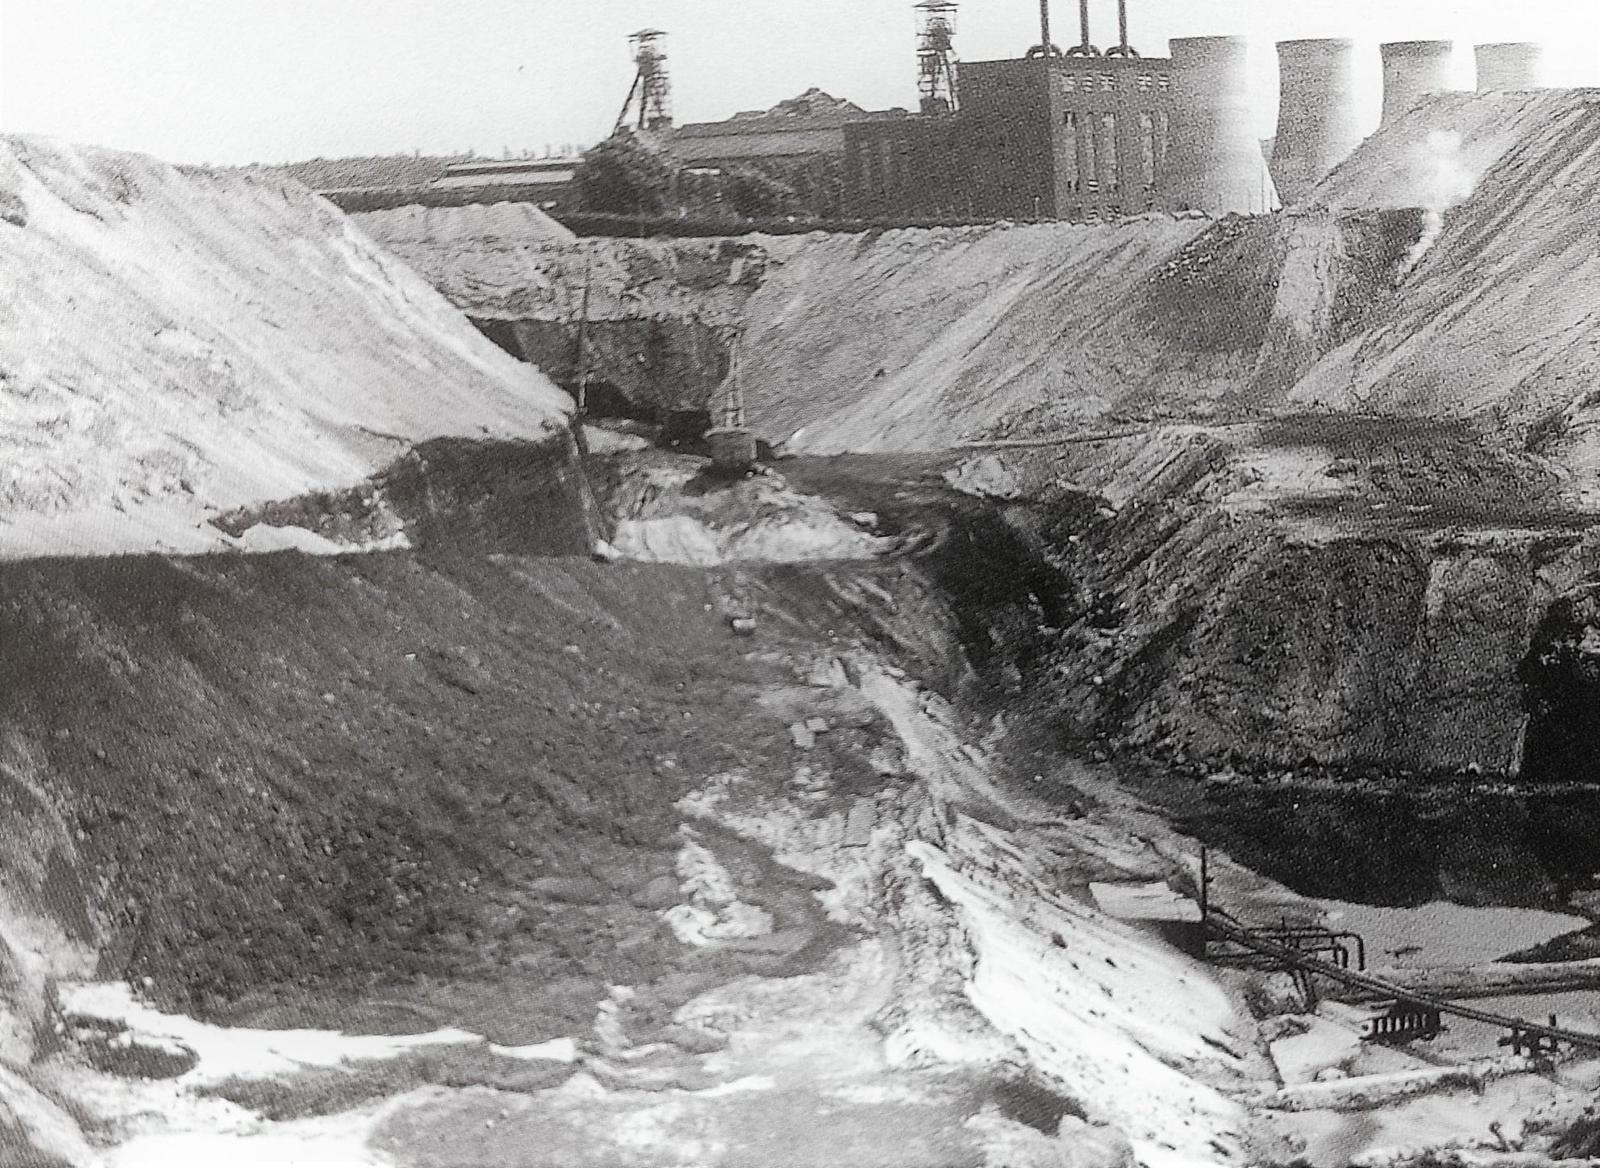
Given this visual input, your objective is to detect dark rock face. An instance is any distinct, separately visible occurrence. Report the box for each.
[477,318,733,419]
[982,417,1600,780]
[1521,583,1600,784]
[212,430,601,559]
[0,546,802,1028]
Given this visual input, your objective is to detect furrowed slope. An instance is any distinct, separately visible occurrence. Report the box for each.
[1291,96,1600,495]
[379,211,1415,451]
[0,136,571,557]
[355,215,774,413]
[742,219,1210,452]
[743,213,1417,451]
[0,551,798,1029]
[1309,89,1598,213]
[354,201,575,264]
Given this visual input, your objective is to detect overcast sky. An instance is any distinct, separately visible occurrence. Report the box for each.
[2,0,1597,165]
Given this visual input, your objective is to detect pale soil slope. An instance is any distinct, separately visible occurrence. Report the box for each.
[1309,90,1598,213]
[353,213,776,324]
[353,201,575,259]
[740,219,1212,452]
[0,137,570,557]
[1292,96,1600,495]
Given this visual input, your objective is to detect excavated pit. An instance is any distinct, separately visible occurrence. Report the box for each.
[18,89,1600,1161]
[1520,583,1600,786]
[771,456,1600,920]
[474,317,732,421]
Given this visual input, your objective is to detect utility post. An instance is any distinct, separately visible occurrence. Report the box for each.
[574,251,594,415]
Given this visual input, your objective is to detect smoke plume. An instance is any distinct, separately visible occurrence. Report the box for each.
[1402,130,1479,274]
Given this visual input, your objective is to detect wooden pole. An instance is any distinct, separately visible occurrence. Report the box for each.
[574,252,593,415]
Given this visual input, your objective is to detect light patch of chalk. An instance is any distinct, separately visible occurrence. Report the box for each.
[824,1080,929,1105]
[106,1109,388,1167]
[661,903,773,947]
[660,839,773,946]
[235,524,411,555]
[59,981,480,1088]
[488,1037,579,1063]
[692,1075,775,1097]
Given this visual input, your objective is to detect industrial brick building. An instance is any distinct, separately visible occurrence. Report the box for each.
[275,6,1548,227]
[843,54,1177,221]
[669,90,905,218]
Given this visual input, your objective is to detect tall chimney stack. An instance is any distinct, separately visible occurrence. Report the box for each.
[1380,41,1454,125]
[1165,36,1276,215]
[1475,42,1544,90]
[1271,39,1360,205]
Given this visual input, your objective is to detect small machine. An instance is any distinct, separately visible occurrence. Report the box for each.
[1357,999,1444,1044]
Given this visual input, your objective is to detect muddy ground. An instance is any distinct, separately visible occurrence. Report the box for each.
[2,549,817,1034]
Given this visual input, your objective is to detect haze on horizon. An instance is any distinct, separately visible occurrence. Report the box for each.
[2,0,1597,167]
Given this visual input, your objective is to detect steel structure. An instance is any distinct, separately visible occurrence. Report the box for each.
[1204,909,1600,1054]
[706,327,756,474]
[616,28,674,133]
[915,1,960,114]
[1028,0,1071,59]
[1104,0,1139,58]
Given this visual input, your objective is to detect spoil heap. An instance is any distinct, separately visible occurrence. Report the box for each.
[373,210,1412,450]
[1292,90,1600,493]
[384,87,1600,781]
[0,136,571,557]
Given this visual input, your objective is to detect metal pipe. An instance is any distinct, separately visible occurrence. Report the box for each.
[1104,0,1139,58]
[1077,0,1088,51]
[1040,0,1052,56]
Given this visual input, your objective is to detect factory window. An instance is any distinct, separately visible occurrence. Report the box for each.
[1060,73,1078,94]
[1137,112,1157,190]
[1080,116,1098,195]
[1100,113,1119,194]
[1136,73,1155,92]
[1099,73,1115,91]
[1062,112,1082,193]
[1156,72,1171,91]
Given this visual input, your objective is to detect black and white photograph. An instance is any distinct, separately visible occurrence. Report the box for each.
[3,1,1600,1164]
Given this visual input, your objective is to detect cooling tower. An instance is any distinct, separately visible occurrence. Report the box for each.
[1270,39,1360,205]
[1475,42,1544,90]
[1380,40,1454,125]
[1165,36,1276,215]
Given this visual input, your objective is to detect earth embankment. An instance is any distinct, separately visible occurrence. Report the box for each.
[356,208,1418,449]
[0,135,603,1128]
[0,135,572,557]
[361,90,1600,783]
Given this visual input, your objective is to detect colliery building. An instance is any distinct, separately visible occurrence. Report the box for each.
[279,4,1546,228]
[671,56,1188,223]
[844,54,1179,221]
[657,0,1549,226]
[669,90,905,218]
